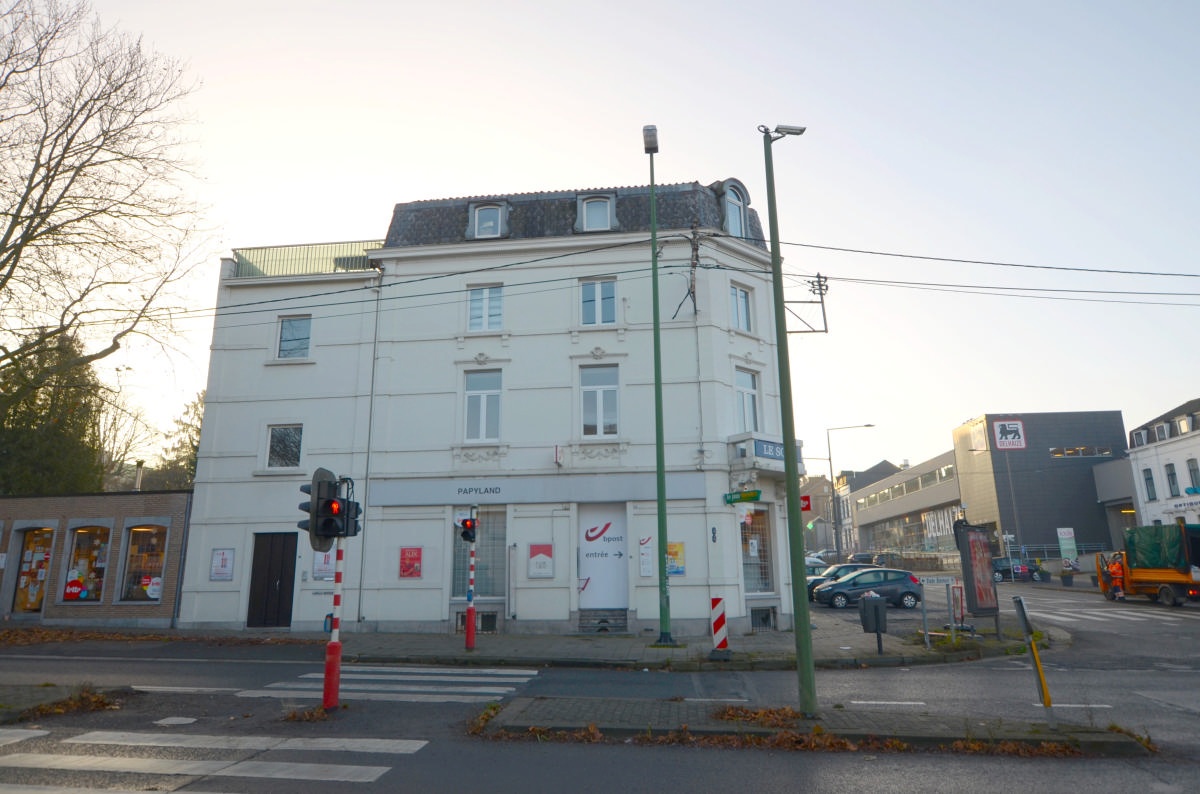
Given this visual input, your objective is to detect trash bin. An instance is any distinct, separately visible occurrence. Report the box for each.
[858,596,887,634]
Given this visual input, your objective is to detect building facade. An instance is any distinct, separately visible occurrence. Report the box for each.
[0,491,192,627]
[851,451,961,556]
[179,180,815,636]
[1126,399,1200,526]
[951,412,1127,560]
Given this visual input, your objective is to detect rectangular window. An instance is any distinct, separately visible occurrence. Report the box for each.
[63,527,109,602]
[452,507,507,597]
[1143,468,1158,501]
[267,425,302,468]
[735,368,759,433]
[581,279,616,326]
[468,286,502,331]
[466,370,501,441]
[741,508,773,593]
[1166,463,1180,497]
[730,285,752,333]
[1188,458,1200,490]
[581,365,618,437]
[121,526,166,602]
[277,316,311,359]
[474,205,501,238]
[582,197,611,231]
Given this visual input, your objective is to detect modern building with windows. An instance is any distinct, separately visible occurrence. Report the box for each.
[178,180,814,636]
[851,452,961,556]
[1126,398,1200,526]
[951,412,1127,560]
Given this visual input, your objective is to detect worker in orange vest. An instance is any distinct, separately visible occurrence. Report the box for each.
[1107,554,1126,600]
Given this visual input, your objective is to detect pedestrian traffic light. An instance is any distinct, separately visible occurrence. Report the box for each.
[316,493,346,538]
[459,516,477,543]
[299,467,337,552]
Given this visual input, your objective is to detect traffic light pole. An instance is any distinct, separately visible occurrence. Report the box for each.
[323,534,346,710]
[464,505,478,651]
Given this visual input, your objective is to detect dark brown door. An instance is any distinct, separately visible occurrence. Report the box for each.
[247,533,296,628]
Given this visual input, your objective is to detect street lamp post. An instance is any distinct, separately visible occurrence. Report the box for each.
[759,123,815,716]
[644,125,673,646]
[826,424,875,562]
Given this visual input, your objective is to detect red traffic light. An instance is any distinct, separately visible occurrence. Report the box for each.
[324,499,342,516]
[461,518,477,531]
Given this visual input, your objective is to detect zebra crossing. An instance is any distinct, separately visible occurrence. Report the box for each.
[236,664,540,704]
[0,727,424,787]
[1021,601,1200,625]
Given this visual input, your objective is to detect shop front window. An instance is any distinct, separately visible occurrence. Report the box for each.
[740,508,773,593]
[12,528,53,613]
[63,526,109,602]
[121,525,167,602]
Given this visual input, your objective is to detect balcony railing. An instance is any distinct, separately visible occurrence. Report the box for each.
[230,240,383,278]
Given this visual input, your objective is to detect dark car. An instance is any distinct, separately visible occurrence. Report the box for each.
[872,551,905,568]
[992,557,1050,583]
[846,552,875,564]
[805,562,877,599]
[813,567,923,609]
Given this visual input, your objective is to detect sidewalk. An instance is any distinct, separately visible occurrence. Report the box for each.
[0,585,1148,756]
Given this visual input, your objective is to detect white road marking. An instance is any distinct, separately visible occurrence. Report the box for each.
[1035,703,1112,709]
[0,753,389,783]
[132,686,240,694]
[0,786,227,794]
[0,730,48,747]
[347,665,540,677]
[849,700,927,706]
[66,730,425,754]
[237,688,498,703]
[269,680,516,695]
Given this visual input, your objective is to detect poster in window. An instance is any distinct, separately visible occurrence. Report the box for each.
[666,542,685,576]
[528,543,553,578]
[399,547,422,579]
[210,548,235,581]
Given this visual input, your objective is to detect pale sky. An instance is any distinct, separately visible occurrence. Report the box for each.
[94,0,1200,471]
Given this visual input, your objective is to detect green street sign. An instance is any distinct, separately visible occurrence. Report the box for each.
[723,490,762,505]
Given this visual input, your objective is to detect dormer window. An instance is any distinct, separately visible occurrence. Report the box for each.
[724,186,746,238]
[575,193,617,233]
[466,201,510,240]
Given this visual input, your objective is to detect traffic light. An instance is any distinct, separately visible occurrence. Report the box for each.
[315,492,346,538]
[299,467,337,552]
[459,516,477,543]
[344,500,362,537]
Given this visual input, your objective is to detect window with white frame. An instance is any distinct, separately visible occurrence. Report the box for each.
[730,284,752,333]
[1166,463,1180,497]
[465,370,501,441]
[267,425,302,468]
[1143,467,1157,501]
[1188,458,1200,490]
[724,186,746,238]
[468,285,502,331]
[473,205,502,238]
[735,368,759,433]
[277,316,311,359]
[581,278,616,326]
[582,197,612,231]
[581,365,618,438]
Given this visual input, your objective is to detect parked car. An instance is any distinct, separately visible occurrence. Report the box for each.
[991,557,1050,582]
[804,556,829,577]
[811,549,839,564]
[806,562,878,599]
[846,552,875,564]
[872,551,905,568]
[813,567,923,609]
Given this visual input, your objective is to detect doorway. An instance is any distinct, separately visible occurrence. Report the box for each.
[247,532,297,628]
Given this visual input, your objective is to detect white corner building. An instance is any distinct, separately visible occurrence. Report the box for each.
[178,180,810,636]
[1126,399,1200,526]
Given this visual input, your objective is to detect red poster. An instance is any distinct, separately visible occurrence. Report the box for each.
[399,547,422,578]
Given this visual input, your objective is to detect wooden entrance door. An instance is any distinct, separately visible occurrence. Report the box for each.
[247,533,296,628]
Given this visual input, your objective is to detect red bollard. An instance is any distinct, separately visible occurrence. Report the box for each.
[323,639,342,710]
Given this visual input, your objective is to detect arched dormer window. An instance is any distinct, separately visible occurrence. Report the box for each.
[724,186,746,239]
[466,201,510,240]
[574,193,618,233]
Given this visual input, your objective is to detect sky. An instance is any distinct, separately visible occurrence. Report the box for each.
[91,0,1200,471]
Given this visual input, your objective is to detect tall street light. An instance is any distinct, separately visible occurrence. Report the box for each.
[644,125,673,646]
[827,424,875,562]
[759,122,815,715]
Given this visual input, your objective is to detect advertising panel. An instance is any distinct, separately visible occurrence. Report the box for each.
[954,519,998,616]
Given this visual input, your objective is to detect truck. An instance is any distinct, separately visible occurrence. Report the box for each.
[1096,522,1200,606]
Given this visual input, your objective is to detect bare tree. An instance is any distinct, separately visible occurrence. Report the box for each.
[96,388,157,490]
[0,0,200,416]
[139,390,203,490]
